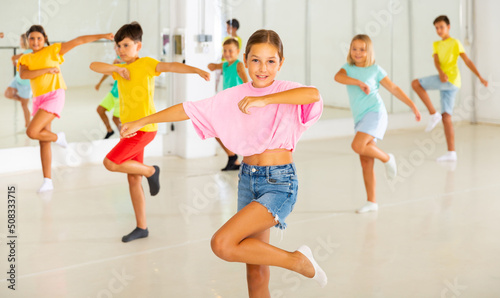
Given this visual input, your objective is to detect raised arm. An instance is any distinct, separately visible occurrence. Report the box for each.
[380,76,421,121]
[460,52,488,87]
[238,87,320,115]
[121,103,189,138]
[207,63,222,71]
[60,33,114,55]
[334,68,370,94]
[156,62,210,81]
[90,62,129,79]
[237,62,249,83]
[19,64,59,80]
[433,54,448,83]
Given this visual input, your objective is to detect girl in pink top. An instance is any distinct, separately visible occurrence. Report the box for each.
[19,25,113,192]
[121,30,327,295]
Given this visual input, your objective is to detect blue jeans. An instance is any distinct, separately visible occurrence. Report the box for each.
[237,163,298,230]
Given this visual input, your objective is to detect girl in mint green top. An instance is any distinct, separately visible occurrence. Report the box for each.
[335,34,421,214]
[222,59,243,89]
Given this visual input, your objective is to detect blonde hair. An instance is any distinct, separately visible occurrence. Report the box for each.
[347,34,375,67]
[20,33,29,50]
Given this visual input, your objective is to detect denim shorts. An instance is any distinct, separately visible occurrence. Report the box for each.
[237,163,298,230]
[355,110,388,141]
[418,75,459,115]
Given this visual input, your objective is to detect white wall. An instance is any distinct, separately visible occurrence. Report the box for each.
[473,0,500,124]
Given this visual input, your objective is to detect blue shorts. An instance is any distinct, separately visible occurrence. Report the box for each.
[9,78,32,99]
[418,75,459,115]
[237,163,298,230]
[355,110,388,141]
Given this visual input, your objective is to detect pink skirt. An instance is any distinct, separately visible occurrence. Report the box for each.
[32,89,65,118]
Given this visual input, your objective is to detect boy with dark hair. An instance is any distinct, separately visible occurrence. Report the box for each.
[412,15,488,162]
[90,22,210,242]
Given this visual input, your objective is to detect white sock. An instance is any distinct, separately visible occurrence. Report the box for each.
[356,202,378,213]
[38,178,53,192]
[425,113,442,132]
[297,245,327,288]
[55,132,68,148]
[437,151,457,162]
[384,153,397,180]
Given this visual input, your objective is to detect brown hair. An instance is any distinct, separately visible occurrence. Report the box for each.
[347,34,375,67]
[223,37,240,49]
[245,29,284,61]
[434,15,450,25]
[20,33,29,50]
[26,25,50,45]
[115,22,142,43]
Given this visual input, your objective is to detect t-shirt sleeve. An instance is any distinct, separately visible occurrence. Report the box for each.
[376,65,388,82]
[456,39,465,54]
[279,81,323,128]
[17,54,27,71]
[111,64,124,80]
[183,96,218,139]
[341,63,350,72]
[146,57,161,77]
[50,43,65,64]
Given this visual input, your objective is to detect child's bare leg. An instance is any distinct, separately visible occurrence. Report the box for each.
[211,202,316,278]
[26,110,57,142]
[351,132,389,162]
[97,105,113,132]
[20,97,30,127]
[128,174,146,229]
[246,229,271,298]
[412,79,436,114]
[442,113,455,151]
[360,155,376,203]
[103,158,155,176]
[4,87,21,102]
[112,116,121,131]
[40,120,52,179]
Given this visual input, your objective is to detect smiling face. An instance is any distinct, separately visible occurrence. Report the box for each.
[350,39,368,66]
[434,21,450,39]
[115,37,141,63]
[244,43,283,88]
[28,32,46,52]
[223,43,239,63]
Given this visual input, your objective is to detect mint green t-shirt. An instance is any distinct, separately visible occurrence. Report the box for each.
[222,60,243,90]
[342,63,387,124]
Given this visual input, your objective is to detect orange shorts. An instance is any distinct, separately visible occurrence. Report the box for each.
[106,131,157,164]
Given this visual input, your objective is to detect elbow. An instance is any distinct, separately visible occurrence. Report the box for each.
[334,74,341,83]
[309,87,321,103]
[89,62,98,72]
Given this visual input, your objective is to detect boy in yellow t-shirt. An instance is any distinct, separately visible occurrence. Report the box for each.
[412,15,488,162]
[90,22,210,243]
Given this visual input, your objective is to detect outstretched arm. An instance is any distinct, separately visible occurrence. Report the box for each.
[237,62,249,83]
[19,64,59,80]
[60,33,114,55]
[11,53,23,65]
[380,76,421,121]
[207,63,222,71]
[156,62,210,81]
[334,68,370,94]
[90,62,129,79]
[238,87,320,115]
[121,103,189,138]
[460,53,488,87]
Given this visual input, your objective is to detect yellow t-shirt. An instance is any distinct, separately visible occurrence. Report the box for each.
[222,36,243,62]
[112,57,160,132]
[17,43,67,97]
[433,37,465,88]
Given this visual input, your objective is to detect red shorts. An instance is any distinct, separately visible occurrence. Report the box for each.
[106,131,157,164]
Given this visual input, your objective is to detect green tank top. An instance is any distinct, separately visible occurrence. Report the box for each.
[222,60,243,90]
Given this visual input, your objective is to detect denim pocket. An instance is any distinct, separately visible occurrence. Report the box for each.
[266,174,296,186]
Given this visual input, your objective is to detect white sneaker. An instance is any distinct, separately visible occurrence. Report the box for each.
[38,178,53,192]
[356,202,378,213]
[425,113,442,132]
[55,132,68,148]
[384,153,397,180]
[436,151,457,162]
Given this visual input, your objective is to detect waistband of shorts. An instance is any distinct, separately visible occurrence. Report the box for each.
[240,162,296,176]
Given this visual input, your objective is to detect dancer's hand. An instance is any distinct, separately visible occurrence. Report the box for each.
[358,82,370,95]
[47,67,60,74]
[121,121,142,138]
[480,77,488,87]
[0,32,4,38]
[238,96,266,115]
[95,83,101,91]
[115,67,130,80]
[413,107,421,122]
[207,63,216,71]
[439,72,449,83]
[102,33,114,41]
[197,69,210,81]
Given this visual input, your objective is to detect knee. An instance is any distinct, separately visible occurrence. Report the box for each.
[442,113,452,122]
[25,127,38,140]
[103,158,118,172]
[247,266,270,291]
[411,79,420,90]
[351,141,363,155]
[210,232,235,262]
[97,105,105,114]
